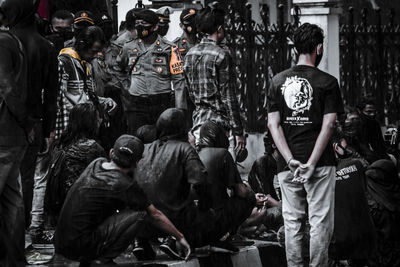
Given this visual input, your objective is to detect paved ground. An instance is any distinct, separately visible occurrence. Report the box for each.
[24,234,286,267]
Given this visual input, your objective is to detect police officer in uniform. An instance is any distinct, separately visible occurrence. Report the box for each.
[173,8,199,59]
[173,8,199,131]
[117,9,186,135]
[155,6,172,37]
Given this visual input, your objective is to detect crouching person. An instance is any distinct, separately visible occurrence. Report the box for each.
[136,109,263,256]
[197,121,282,239]
[54,135,190,265]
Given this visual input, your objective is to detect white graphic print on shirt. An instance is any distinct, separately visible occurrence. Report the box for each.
[280,76,313,126]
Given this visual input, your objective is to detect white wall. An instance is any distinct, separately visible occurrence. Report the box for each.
[117,0,183,41]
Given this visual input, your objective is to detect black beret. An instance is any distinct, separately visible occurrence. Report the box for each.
[180,8,196,24]
[136,9,159,25]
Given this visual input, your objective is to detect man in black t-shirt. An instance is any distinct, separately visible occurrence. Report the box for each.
[55,135,190,265]
[267,23,344,267]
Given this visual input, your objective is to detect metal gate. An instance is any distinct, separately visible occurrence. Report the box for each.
[225,4,300,132]
[340,7,400,124]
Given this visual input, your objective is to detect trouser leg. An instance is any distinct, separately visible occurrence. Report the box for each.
[21,123,42,226]
[0,145,27,266]
[278,170,308,267]
[29,151,51,233]
[90,209,147,261]
[304,166,336,267]
[177,195,255,248]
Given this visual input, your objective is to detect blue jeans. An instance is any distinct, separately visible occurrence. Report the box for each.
[0,145,27,266]
[29,150,51,233]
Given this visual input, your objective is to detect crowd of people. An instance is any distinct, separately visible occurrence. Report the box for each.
[0,0,399,266]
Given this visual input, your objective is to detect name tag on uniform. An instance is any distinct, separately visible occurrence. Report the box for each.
[170,46,183,75]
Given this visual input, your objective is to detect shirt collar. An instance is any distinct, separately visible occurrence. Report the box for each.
[200,37,217,45]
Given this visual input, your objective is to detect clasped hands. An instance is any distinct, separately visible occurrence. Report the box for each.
[287,158,315,184]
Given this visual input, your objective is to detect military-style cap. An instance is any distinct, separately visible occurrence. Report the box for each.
[180,8,196,24]
[74,10,95,28]
[136,9,159,25]
[155,6,172,24]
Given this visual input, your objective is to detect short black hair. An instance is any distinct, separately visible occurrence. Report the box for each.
[196,5,225,35]
[74,26,105,52]
[293,23,324,54]
[51,10,73,22]
[356,95,376,110]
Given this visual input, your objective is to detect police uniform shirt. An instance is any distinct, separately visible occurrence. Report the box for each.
[172,35,199,59]
[116,35,186,108]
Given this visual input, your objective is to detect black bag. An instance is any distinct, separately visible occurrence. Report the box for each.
[43,145,66,217]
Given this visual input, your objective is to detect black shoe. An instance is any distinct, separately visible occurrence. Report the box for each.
[31,230,54,249]
[132,238,156,261]
[159,237,184,260]
[210,240,239,254]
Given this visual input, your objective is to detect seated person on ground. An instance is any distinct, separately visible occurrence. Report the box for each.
[197,121,282,239]
[365,159,400,267]
[54,135,191,265]
[355,97,389,163]
[248,132,281,201]
[44,103,106,227]
[135,108,266,255]
[328,131,376,266]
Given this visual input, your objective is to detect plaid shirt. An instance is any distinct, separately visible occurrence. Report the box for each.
[183,38,243,136]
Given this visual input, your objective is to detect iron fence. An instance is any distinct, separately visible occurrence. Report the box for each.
[340,7,400,124]
[225,4,300,132]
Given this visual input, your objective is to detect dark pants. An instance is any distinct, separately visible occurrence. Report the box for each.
[0,145,27,266]
[58,209,147,262]
[176,196,254,247]
[124,93,173,135]
[21,122,42,226]
[140,196,255,248]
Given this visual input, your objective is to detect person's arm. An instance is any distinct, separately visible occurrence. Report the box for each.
[146,204,191,260]
[294,113,337,182]
[170,46,187,110]
[218,53,245,149]
[0,43,34,134]
[267,111,301,172]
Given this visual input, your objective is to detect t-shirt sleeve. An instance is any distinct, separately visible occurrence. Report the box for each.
[267,78,280,113]
[184,146,208,185]
[223,151,243,189]
[126,181,151,210]
[323,78,344,115]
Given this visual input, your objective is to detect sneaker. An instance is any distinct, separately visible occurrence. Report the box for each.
[26,251,54,265]
[132,238,156,261]
[159,237,184,260]
[210,240,239,254]
[31,230,54,249]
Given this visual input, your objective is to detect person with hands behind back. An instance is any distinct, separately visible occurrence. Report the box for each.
[267,23,344,267]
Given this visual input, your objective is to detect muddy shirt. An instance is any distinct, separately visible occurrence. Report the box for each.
[135,139,207,219]
[55,158,150,257]
[198,147,242,209]
[267,65,344,172]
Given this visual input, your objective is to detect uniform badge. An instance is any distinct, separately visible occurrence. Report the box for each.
[156,66,163,73]
[170,46,184,75]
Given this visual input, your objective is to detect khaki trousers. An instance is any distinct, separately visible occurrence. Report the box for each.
[278,166,336,267]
